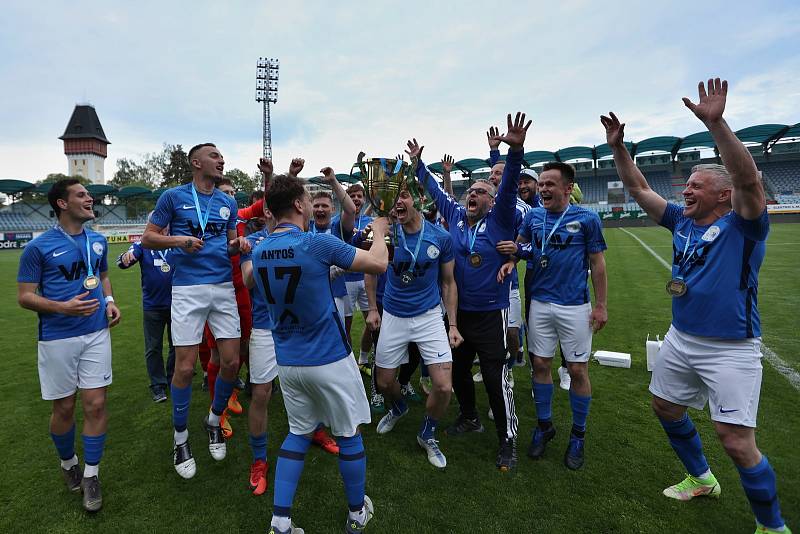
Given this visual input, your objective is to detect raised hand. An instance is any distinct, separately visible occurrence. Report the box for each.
[441,154,454,173]
[683,78,727,125]
[405,139,424,161]
[289,158,305,177]
[486,126,501,150]
[370,216,389,238]
[496,112,532,150]
[258,158,273,178]
[320,166,337,184]
[600,112,625,147]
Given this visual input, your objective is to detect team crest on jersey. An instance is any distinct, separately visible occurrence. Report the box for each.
[457,220,465,230]
[566,221,581,233]
[427,244,440,259]
[701,225,720,242]
[92,242,104,255]
[220,206,231,220]
[478,222,486,233]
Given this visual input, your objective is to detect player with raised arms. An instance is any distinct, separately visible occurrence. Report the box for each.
[141,143,250,479]
[253,173,388,534]
[17,178,121,512]
[410,111,530,471]
[366,180,462,469]
[602,78,790,533]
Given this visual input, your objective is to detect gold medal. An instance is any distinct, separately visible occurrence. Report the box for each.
[666,278,688,297]
[539,254,549,269]
[160,263,171,273]
[83,275,100,290]
[468,252,482,267]
[400,271,414,285]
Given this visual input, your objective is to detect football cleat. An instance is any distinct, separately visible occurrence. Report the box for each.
[61,462,83,493]
[152,386,168,403]
[376,406,408,435]
[527,426,556,459]
[268,522,304,534]
[173,441,196,479]
[473,371,483,383]
[81,475,102,512]
[755,525,792,534]
[249,459,268,496]
[497,438,518,472]
[662,473,721,501]
[345,495,374,534]
[564,436,585,470]
[445,415,485,436]
[312,428,339,455]
[417,435,447,468]
[370,392,385,414]
[204,415,227,461]
[220,410,233,439]
[558,366,571,391]
[227,389,243,415]
[419,375,432,395]
[400,383,422,402]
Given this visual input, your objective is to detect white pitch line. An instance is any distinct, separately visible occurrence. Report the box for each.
[618,227,800,392]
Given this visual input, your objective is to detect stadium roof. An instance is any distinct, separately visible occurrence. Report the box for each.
[633,136,680,155]
[59,104,110,144]
[596,141,634,159]
[0,179,34,194]
[678,131,715,151]
[735,124,787,144]
[556,146,593,162]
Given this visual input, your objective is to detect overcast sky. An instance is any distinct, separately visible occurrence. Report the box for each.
[1,0,798,183]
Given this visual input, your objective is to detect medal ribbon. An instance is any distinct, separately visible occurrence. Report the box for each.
[190,184,214,239]
[55,224,94,279]
[540,205,570,258]
[397,220,426,275]
[156,249,169,264]
[275,223,303,233]
[467,216,486,254]
[674,216,730,279]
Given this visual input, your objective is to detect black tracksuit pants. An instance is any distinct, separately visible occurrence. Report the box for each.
[452,309,517,441]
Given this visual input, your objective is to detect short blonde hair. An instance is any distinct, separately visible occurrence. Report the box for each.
[692,163,732,191]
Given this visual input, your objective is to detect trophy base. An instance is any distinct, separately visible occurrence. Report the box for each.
[357,237,394,261]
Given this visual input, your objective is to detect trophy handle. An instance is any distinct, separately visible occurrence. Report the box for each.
[350,151,367,183]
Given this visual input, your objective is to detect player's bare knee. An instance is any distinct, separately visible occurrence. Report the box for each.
[651,396,684,420]
[532,356,551,377]
[81,396,106,422]
[52,396,77,421]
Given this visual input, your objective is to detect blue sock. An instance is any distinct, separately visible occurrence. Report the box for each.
[737,456,785,530]
[211,375,236,416]
[532,381,554,425]
[171,383,192,432]
[51,424,76,460]
[391,398,407,416]
[337,434,367,512]
[82,434,106,466]
[273,433,311,518]
[249,432,268,462]
[569,390,591,437]
[419,415,437,440]
[659,414,709,477]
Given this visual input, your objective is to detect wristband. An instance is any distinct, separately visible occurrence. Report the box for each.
[105,295,115,304]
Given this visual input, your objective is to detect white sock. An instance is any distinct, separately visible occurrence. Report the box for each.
[207,410,221,426]
[61,454,78,470]
[84,463,99,478]
[348,506,366,523]
[174,429,188,445]
[271,515,291,531]
[358,352,369,365]
[697,469,712,480]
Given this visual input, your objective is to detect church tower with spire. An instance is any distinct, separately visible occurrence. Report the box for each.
[59,104,110,183]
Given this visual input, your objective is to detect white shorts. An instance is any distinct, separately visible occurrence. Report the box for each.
[38,329,112,400]
[376,308,452,369]
[278,356,371,437]
[507,287,522,329]
[649,325,763,427]
[528,299,592,362]
[171,282,241,346]
[335,295,351,321]
[248,329,278,384]
[346,280,370,313]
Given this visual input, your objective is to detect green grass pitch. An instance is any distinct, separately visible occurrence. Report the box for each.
[0,225,797,533]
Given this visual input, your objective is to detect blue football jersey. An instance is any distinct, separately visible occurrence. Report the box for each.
[343,214,373,282]
[382,220,454,317]
[240,229,275,331]
[150,183,238,286]
[311,216,349,298]
[660,204,768,339]
[117,242,173,310]
[18,227,109,341]
[519,205,606,306]
[417,148,523,311]
[252,228,357,366]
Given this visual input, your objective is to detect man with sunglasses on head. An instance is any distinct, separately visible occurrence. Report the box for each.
[409,111,531,471]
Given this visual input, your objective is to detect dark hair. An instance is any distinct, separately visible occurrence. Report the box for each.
[346,183,365,195]
[187,143,217,163]
[48,178,83,217]
[542,161,575,184]
[217,177,233,188]
[266,174,306,219]
[250,190,265,203]
[312,191,333,202]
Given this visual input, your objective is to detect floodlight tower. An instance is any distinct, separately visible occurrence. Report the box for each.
[255,58,279,159]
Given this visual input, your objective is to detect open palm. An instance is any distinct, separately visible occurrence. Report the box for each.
[600,112,625,146]
[683,78,727,124]
[496,112,532,149]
